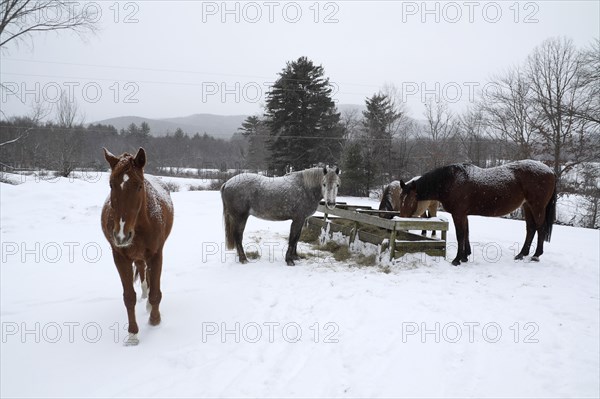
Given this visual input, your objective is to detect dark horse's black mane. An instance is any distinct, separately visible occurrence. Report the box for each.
[414,163,471,201]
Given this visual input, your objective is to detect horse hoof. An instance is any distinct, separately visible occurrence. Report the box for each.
[531,256,540,262]
[149,314,161,326]
[514,254,524,260]
[124,333,139,346]
[451,259,461,266]
[239,258,248,264]
[461,257,469,263]
[286,260,295,266]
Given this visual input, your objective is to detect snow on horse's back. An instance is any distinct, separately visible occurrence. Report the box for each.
[221,166,340,266]
[398,160,557,266]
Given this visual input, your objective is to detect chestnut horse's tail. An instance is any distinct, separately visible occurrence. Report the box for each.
[221,184,236,250]
[543,184,557,243]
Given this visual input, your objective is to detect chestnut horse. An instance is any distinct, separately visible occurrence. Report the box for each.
[398,160,557,266]
[101,148,174,345]
[379,180,440,236]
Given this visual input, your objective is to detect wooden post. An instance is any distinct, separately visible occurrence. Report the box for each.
[349,221,359,245]
[389,228,397,261]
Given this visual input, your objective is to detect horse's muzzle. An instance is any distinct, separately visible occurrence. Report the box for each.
[325,201,337,210]
[113,231,134,247]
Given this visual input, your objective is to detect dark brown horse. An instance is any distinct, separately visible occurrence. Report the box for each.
[101,148,174,345]
[379,180,440,236]
[398,160,557,266]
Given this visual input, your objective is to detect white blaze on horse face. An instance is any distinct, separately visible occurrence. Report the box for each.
[116,218,126,242]
[121,173,129,189]
[322,170,340,210]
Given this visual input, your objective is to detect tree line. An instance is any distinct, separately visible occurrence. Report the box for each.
[0,118,247,177]
[241,38,599,199]
[1,37,598,228]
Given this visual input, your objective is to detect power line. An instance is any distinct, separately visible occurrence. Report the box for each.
[2,58,383,89]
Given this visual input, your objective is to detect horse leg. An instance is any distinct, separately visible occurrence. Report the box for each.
[452,214,464,266]
[515,206,536,260]
[451,214,467,266]
[531,228,545,261]
[146,251,163,326]
[462,218,471,263]
[134,260,148,300]
[290,219,308,260]
[421,209,429,236]
[234,213,249,264]
[430,203,437,237]
[113,252,139,345]
[286,219,304,266]
[531,206,547,261]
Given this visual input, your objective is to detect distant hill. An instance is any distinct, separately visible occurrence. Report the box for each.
[94,114,249,139]
[94,105,364,139]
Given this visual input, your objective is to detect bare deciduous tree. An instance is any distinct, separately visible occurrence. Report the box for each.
[480,66,538,160]
[0,100,49,148]
[457,107,489,166]
[55,90,83,128]
[577,38,600,126]
[53,90,84,176]
[420,99,458,170]
[527,36,597,180]
[340,107,361,140]
[422,99,457,142]
[0,0,98,49]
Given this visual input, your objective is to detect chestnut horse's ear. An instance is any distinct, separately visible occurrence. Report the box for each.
[335,167,340,175]
[133,147,146,169]
[103,148,119,169]
[323,166,328,175]
[400,180,406,189]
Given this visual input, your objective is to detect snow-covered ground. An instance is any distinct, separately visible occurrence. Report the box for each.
[1,173,599,398]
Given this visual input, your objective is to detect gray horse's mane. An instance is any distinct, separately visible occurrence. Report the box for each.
[300,167,325,188]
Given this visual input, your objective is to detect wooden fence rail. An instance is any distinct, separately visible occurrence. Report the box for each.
[306,204,449,261]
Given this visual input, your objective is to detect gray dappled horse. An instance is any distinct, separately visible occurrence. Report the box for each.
[221,166,341,266]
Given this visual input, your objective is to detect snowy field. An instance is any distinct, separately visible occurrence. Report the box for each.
[1,172,599,398]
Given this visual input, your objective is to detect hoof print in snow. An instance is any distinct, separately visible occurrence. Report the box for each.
[124,333,139,346]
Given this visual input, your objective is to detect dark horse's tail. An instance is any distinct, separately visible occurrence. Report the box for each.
[379,184,394,219]
[221,183,236,250]
[543,183,558,243]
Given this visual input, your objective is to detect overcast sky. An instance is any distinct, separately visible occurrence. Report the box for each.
[1,0,598,122]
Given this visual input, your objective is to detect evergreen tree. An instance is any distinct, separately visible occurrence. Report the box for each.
[340,141,368,196]
[239,116,268,171]
[264,56,343,174]
[361,93,401,190]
